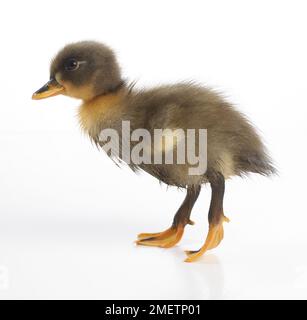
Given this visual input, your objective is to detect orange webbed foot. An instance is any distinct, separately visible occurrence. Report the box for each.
[185,216,229,262]
[135,224,185,248]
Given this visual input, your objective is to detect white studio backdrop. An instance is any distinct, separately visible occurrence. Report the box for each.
[0,0,306,299]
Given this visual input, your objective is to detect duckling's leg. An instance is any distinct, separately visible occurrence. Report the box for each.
[185,173,229,262]
[136,186,201,248]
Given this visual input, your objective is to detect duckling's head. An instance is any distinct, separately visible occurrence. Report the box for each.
[32,41,123,101]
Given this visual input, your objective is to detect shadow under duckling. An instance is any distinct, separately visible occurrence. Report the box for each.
[32,41,275,262]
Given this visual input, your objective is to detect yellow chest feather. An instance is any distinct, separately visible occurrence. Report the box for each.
[78,91,124,133]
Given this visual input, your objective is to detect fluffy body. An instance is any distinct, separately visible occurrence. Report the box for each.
[78,82,275,187]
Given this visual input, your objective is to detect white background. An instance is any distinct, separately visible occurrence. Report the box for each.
[0,0,306,299]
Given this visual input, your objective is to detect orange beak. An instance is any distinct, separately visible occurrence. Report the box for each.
[32,78,64,100]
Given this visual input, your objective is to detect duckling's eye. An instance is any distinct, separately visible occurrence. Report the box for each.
[65,59,79,71]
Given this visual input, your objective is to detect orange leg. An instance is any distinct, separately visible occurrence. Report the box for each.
[185,172,228,262]
[185,216,229,262]
[136,186,200,249]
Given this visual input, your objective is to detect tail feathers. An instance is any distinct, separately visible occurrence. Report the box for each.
[237,152,277,177]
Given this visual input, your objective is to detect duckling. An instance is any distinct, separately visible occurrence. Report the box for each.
[32,41,275,262]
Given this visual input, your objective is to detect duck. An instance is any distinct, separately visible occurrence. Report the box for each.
[32,41,275,262]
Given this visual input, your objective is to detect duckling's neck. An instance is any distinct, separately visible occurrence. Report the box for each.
[78,87,127,135]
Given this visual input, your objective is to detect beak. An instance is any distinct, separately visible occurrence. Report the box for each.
[32,78,64,100]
